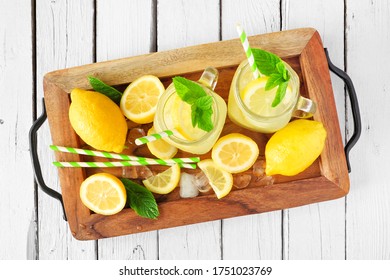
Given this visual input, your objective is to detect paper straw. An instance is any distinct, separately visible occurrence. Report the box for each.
[135,129,177,145]
[53,161,196,169]
[236,23,261,79]
[50,145,200,164]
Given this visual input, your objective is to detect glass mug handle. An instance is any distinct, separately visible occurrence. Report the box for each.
[198,67,219,90]
[292,96,317,118]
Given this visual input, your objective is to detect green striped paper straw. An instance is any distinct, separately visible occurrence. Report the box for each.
[53,161,196,169]
[236,23,261,79]
[135,129,177,145]
[50,145,200,164]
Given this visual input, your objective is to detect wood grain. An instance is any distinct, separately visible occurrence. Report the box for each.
[157,0,222,260]
[346,0,390,259]
[44,28,315,93]
[221,0,283,260]
[0,0,35,259]
[94,0,159,261]
[36,0,96,259]
[282,0,347,260]
[43,27,349,241]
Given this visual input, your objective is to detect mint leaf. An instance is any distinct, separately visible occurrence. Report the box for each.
[88,76,122,104]
[272,81,288,108]
[173,76,206,104]
[252,48,291,107]
[198,108,213,132]
[195,95,213,110]
[276,61,289,81]
[120,178,159,219]
[173,76,214,132]
[265,73,284,91]
[191,103,199,127]
[252,48,281,76]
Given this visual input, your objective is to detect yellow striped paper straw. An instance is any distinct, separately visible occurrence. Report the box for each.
[49,145,200,164]
[135,129,178,146]
[53,161,196,169]
[236,23,261,79]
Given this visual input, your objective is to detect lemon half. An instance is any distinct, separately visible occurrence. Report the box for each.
[212,133,259,174]
[80,173,127,215]
[120,75,165,124]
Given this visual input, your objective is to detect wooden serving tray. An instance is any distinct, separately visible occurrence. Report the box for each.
[43,28,349,240]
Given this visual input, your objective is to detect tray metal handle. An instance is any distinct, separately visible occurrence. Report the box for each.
[29,98,67,221]
[324,48,361,173]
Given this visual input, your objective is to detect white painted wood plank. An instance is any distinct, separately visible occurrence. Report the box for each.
[221,0,282,260]
[36,0,96,259]
[346,0,390,259]
[95,0,159,260]
[157,0,220,51]
[281,0,346,260]
[221,0,280,40]
[157,0,222,260]
[0,0,34,260]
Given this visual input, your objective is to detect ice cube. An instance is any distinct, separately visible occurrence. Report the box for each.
[258,175,274,186]
[194,171,212,193]
[180,173,199,198]
[252,159,266,178]
[121,166,153,179]
[233,174,252,189]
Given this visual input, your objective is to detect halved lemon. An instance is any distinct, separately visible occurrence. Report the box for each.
[212,133,259,173]
[79,173,127,215]
[197,159,233,199]
[241,77,293,117]
[142,163,181,194]
[146,126,178,159]
[120,75,165,124]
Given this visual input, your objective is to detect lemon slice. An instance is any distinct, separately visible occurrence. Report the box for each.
[242,77,293,117]
[79,173,127,215]
[142,164,181,194]
[212,133,259,173]
[146,126,178,159]
[170,94,206,140]
[120,75,165,124]
[197,159,233,199]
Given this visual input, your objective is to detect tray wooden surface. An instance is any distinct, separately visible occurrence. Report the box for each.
[43,28,349,240]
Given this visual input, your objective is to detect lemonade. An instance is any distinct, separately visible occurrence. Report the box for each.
[228,60,315,133]
[154,68,227,154]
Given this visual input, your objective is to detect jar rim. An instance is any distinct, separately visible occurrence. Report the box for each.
[234,60,299,121]
[155,82,221,145]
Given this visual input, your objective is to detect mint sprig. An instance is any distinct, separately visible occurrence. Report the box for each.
[173,76,214,132]
[120,178,159,219]
[88,76,123,104]
[252,48,290,107]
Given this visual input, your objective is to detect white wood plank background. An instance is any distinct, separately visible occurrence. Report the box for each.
[1,0,389,260]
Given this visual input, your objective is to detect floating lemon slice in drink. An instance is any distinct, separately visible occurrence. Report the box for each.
[198,159,233,199]
[79,173,127,215]
[241,77,293,117]
[120,75,165,124]
[170,94,207,141]
[212,133,259,174]
[143,164,181,194]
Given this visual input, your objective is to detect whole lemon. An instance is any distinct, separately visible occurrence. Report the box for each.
[265,119,327,176]
[69,88,127,153]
